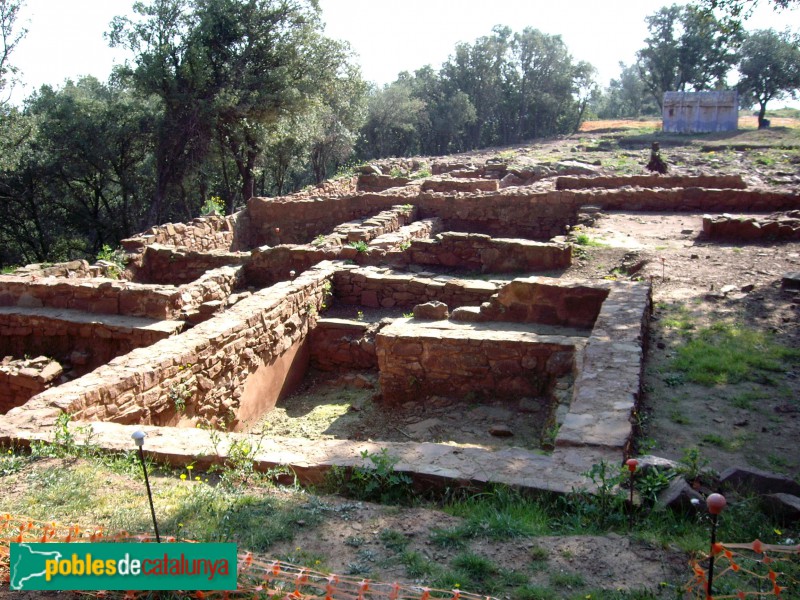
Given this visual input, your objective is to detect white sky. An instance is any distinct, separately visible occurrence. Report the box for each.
[7,0,800,107]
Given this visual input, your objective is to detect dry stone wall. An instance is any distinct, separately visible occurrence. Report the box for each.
[368,218,441,251]
[479,278,609,329]
[0,267,242,320]
[332,266,499,309]
[376,320,580,406]
[421,177,500,193]
[247,193,406,247]
[416,191,580,239]
[0,356,63,414]
[557,281,651,451]
[2,262,336,431]
[244,246,341,288]
[309,319,379,371]
[121,213,248,255]
[334,205,416,243]
[556,174,747,190]
[569,187,797,212]
[356,174,412,192]
[0,307,181,376]
[703,211,800,241]
[240,183,798,266]
[12,260,94,279]
[138,245,248,285]
[402,233,570,273]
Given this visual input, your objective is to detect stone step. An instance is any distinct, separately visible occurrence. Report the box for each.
[0,306,183,335]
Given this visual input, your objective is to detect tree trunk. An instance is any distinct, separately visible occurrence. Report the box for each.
[757,102,768,129]
[573,99,588,135]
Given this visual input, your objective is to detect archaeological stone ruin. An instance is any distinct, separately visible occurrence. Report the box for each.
[0,160,797,494]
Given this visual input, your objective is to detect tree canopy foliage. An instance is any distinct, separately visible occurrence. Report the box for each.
[1,1,797,269]
[0,0,367,266]
[693,0,800,32]
[737,29,800,128]
[636,4,739,108]
[359,26,596,158]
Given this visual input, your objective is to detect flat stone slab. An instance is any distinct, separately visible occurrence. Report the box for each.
[0,419,610,495]
[383,317,591,340]
[0,306,183,335]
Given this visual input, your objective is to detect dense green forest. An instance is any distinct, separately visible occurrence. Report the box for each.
[0,0,798,268]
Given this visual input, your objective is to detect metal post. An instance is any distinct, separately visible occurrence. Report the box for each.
[625,458,638,531]
[706,493,727,599]
[132,430,161,543]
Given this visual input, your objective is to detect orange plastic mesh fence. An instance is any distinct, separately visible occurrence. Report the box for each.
[686,539,799,599]
[1,515,496,600]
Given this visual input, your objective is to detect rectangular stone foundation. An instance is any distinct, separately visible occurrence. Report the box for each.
[376,319,586,406]
[0,307,182,375]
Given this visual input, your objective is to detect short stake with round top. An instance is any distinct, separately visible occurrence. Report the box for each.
[706,493,727,599]
[132,430,161,543]
[625,458,638,531]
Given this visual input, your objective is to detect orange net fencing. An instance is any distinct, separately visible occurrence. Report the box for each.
[686,539,800,599]
[1,514,496,600]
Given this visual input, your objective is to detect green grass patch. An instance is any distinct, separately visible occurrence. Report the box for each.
[379,528,409,552]
[671,323,800,386]
[730,391,759,410]
[399,550,436,578]
[766,454,792,472]
[4,442,796,597]
[573,233,608,247]
[528,544,549,562]
[701,432,754,453]
[549,570,585,589]
[439,486,550,541]
[659,303,695,334]
[432,551,528,595]
[668,410,691,425]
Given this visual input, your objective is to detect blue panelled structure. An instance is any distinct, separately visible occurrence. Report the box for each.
[662,91,738,133]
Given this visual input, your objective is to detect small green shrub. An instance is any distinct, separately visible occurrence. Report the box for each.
[573,233,607,247]
[429,526,468,549]
[200,196,225,216]
[410,167,432,179]
[30,412,96,459]
[400,550,435,577]
[379,528,409,552]
[635,468,674,505]
[325,448,413,504]
[676,447,709,482]
[513,584,557,600]
[528,545,549,562]
[0,447,28,477]
[450,552,498,582]
[348,240,369,253]
[96,244,126,279]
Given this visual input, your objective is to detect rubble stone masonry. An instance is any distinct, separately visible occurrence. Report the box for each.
[0,267,242,320]
[2,262,336,430]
